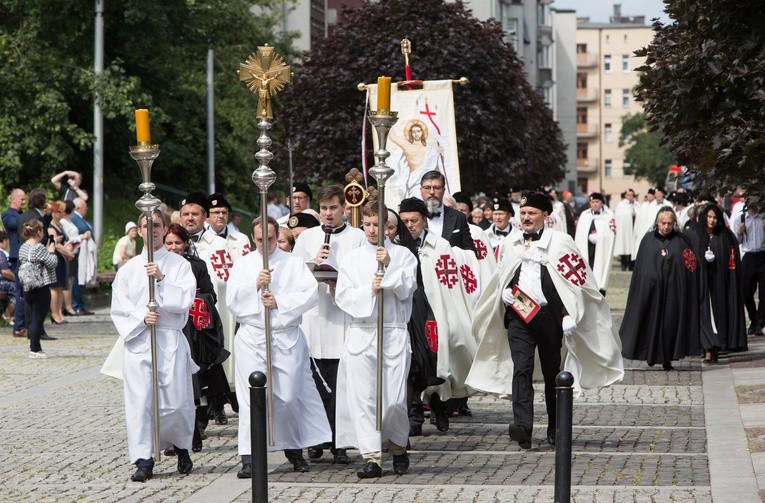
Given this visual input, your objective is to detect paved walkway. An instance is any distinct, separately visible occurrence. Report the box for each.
[1,267,763,502]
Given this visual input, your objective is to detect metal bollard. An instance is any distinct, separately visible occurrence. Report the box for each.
[554,371,574,503]
[249,371,268,503]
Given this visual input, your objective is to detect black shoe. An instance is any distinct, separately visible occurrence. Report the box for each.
[333,448,350,465]
[392,453,410,475]
[547,429,556,446]
[198,426,208,440]
[434,409,449,432]
[131,466,153,482]
[288,454,309,472]
[457,404,472,417]
[409,424,422,437]
[177,450,193,474]
[662,362,674,371]
[357,461,382,479]
[214,410,228,425]
[508,424,532,449]
[747,322,758,335]
[164,446,177,456]
[237,463,252,479]
[39,334,58,341]
[307,446,323,459]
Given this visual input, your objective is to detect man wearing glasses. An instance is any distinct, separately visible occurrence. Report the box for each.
[419,171,475,253]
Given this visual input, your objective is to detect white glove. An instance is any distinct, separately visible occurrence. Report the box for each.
[588,232,598,244]
[502,287,515,306]
[562,315,577,337]
[704,249,715,262]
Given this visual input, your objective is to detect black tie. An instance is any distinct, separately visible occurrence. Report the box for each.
[495,229,508,237]
[523,230,542,241]
[431,211,441,217]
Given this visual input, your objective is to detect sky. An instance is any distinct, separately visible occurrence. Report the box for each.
[551,0,671,24]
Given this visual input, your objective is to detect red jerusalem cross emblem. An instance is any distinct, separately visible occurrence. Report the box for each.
[474,239,488,259]
[210,249,234,281]
[459,264,478,294]
[434,254,458,289]
[241,243,251,256]
[189,298,210,330]
[424,320,438,353]
[682,248,698,272]
[556,252,587,286]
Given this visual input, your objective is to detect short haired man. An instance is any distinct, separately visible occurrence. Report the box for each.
[467,191,623,449]
[292,184,366,464]
[613,189,638,271]
[574,193,616,295]
[2,189,27,336]
[227,215,331,477]
[51,170,88,203]
[277,181,321,226]
[69,197,96,315]
[110,210,197,482]
[335,202,418,478]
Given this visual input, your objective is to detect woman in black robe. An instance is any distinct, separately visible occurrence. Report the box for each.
[686,204,747,362]
[620,207,701,370]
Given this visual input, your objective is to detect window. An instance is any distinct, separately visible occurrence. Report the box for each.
[604,123,613,143]
[577,43,587,55]
[577,143,588,160]
[605,34,610,44]
[622,89,630,107]
[604,55,612,72]
[604,89,612,107]
[605,159,612,178]
[622,54,630,72]
[577,107,588,125]
[577,73,587,89]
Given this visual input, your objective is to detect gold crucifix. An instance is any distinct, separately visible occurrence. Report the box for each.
[238,45,291,119]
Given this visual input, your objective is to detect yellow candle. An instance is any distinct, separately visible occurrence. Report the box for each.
[377,76,391,111]
[135,109,150,143]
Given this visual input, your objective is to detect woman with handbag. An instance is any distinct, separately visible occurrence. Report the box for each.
[19,220,58,359]
[48,201,75,324]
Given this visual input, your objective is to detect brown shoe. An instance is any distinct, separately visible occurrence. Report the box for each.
[13,329,28,338]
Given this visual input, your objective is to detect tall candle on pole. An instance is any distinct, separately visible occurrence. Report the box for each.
[238,45,291,446]
[368,76,397,430]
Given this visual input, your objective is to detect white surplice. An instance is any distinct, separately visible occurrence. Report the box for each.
[334,240,417,455]
[574,208,617,290]
[613,199,637,258]
[226,247,331,453]
[110,247,198,463]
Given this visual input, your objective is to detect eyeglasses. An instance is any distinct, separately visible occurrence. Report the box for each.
[209,210,228,216]
[293,195,309,201]
[421,185,443,192]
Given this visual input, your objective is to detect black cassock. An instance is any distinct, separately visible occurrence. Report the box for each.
[620,230,702,364]
[407,285,444,393]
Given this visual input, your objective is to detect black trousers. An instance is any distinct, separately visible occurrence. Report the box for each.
[310,358,339,448]
[25,286,50,353]
[741,251,765,328]
[507,306,562,435]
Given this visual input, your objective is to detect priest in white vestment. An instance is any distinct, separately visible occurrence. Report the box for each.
[227,216,331,477]
[335,204,418,479]
[110,211,198,482]
[574,193,617,293]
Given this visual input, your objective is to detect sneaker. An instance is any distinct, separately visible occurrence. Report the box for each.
[29,351,48,359]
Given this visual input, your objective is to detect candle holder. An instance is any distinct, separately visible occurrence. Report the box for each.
[367,109,398,431]
[129,141,163,462]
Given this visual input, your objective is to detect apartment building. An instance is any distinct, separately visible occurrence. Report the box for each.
[575,6,654,202]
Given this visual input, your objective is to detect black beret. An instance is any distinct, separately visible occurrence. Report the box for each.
[452,191,473,212]
[399,197,430,217]
[287,212,320,230]
[519,191,553,214]
[292,182,312,200]
[589,192,605,202]
[491,198,514,215]
[208,193,232,211]
[647,188,656,195]
[180,192,210,213]
[655,187,666,194]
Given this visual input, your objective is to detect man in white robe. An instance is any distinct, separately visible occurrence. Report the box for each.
[291,184,366,464]
[574,193,617,294]
[335,204,418,478]
[181,192,234,427]
[613,189,638,271]
[466,192,623,449]
[485,198,521,258]
[110,210,198,482]
[227,216,331,477]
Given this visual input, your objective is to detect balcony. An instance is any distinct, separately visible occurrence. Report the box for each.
[576,157,599,174]
[577,52,598,68]
[576,87,598,103]
[576,124,599,139]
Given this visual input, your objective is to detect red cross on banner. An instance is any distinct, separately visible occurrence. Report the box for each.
[556,252,587,286]
[424,320,438,353]
[434,254,458,289]
[419,101,441,136]
[210,249,234,281]
[459,264,478,294]
[474,239,488,260]
[189,297,210,330]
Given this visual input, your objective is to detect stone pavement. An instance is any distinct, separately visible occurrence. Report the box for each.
[1,266,764,502]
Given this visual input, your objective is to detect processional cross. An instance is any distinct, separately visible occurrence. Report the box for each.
[238,45,291,119]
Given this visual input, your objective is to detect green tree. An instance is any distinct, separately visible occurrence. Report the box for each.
[619,113,674,187]
[278,0,567,194]
[635,0,765,201]
[0,0,293,208]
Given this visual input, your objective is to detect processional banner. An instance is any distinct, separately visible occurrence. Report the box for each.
[365,80,460,209]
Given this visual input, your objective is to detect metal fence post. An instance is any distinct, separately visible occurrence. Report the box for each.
[554,370,574,503]
[250,371,267,503]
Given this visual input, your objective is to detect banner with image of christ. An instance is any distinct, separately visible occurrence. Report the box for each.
[366,80,460,209]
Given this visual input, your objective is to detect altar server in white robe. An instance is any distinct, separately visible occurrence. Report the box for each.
[613,189,638,271]
[110,210,198,483]
[335,202,418,479]
[227,216,331,478]
[574,192,617,294]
